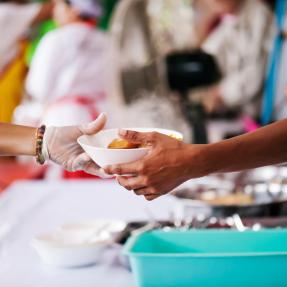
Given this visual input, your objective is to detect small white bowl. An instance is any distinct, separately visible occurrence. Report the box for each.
[32,232,110,268]
[78,128,183,168]
[32,220,126,268]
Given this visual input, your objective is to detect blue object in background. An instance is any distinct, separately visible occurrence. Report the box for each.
[124,229,287,287]
[261,0,287,125]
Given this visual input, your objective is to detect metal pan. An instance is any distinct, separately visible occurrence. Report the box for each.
[173,167,287,218]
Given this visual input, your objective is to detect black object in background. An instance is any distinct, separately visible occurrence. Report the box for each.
[166,50,222,144]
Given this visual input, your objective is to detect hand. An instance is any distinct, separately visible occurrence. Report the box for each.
[43,113,108,177]
[104,130,205,201]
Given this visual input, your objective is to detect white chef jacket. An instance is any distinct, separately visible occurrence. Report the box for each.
[26,23,111,104]
[0,3,40,72]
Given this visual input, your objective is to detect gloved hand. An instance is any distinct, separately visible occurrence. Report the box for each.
[42,113,108,177]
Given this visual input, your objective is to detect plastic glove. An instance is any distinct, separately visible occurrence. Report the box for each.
[42,113,108,177]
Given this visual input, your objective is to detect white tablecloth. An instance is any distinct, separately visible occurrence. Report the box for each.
[0,180,175,287]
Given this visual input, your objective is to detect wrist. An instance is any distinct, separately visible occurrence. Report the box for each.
[28,127,38,156]
[182,143,220,180]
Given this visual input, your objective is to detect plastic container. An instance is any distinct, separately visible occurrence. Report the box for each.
[124,229,287,287]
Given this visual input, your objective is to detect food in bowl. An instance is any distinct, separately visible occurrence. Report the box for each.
[107,133,183,150]
[108,139,142,149]
[77,128,183,167]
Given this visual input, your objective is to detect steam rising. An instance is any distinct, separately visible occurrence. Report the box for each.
[121,93,192,142]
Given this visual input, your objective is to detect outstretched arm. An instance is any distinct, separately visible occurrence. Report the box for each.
[205,119,287,173]
[104,120,287,200]
[0,114,108,177]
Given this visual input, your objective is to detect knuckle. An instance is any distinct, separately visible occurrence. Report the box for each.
[126,131,139,141]
[114,166,122,175]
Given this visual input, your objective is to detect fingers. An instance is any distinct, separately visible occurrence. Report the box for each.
[145,194,161,201]
[104,161,143,176]
[117,176,146,191]
[119,130,159,146]
[79,113,107,135]
[117,175,162,201]
[133,188,161,201]
[70,153,112,178]
[84,164,114,178]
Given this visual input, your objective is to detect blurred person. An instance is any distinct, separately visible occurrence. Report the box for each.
[14,0,112,127]
[0,113,108,176]
[149,0,274,118]
[264,0,287,123]
[193,0,274,118]
[0,0,52,123]
[125,0,273,143]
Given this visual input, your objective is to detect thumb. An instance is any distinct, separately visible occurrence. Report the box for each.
[79,113,107,135]
[119,129,158,146]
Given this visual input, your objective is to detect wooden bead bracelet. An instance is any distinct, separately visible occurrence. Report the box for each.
[35,125,46,165]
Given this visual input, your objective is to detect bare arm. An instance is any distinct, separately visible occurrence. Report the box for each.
[0,115,109,177]
[200,120,287,174]
[105,120,287,200]
[0,123,37,156]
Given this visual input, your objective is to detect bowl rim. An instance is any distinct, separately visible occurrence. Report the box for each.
[77,128,183,151]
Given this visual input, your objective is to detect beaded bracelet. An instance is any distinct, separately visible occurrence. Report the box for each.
[35,125,46,165]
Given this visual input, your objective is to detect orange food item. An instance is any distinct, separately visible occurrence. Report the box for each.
[108,139,141,149]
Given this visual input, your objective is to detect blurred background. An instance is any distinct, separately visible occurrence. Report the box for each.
[0,0,281,189]
[4,1,287,285]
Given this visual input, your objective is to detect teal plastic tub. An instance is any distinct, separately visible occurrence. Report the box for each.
[124,229,287,287]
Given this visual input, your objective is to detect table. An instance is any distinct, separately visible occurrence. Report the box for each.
[0,180,175,287]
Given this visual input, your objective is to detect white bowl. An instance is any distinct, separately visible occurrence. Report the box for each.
[78,128,183,168]
[32,220,126,268]
[60,220,127,242]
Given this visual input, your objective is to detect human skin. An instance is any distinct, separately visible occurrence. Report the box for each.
[0,114,108,176]
[104,119,287,201]
[0,123,37,156]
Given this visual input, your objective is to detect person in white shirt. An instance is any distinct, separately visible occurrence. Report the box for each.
[14,0,112,127]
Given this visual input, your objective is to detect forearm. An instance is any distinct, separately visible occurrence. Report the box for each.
[198,120,287,175]
[0,123,37,156]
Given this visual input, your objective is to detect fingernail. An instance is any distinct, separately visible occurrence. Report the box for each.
[98,168,114,179]
[98,112,105,119]
[119,129,127,136]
